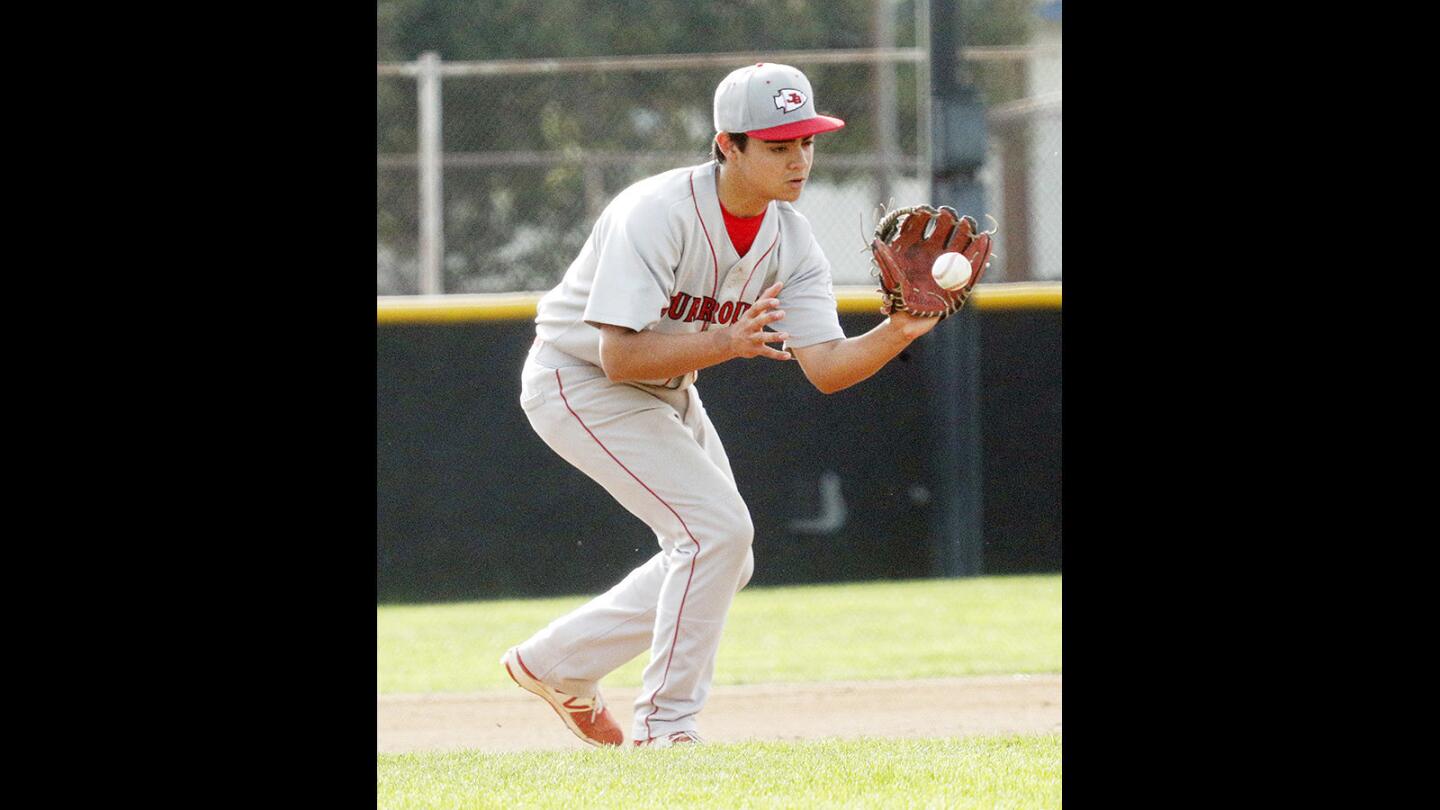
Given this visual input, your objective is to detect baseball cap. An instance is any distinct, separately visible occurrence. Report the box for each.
[713,63,846,141]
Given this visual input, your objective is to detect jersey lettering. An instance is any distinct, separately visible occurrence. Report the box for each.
[662,293,752,325]
[666,293,692,320]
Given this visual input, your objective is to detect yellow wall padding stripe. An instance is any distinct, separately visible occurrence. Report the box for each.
[834,281,1061,313]
[376,293,543,323]
[377,281,1060,325]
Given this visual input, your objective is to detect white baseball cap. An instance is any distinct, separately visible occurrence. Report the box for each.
[713,63,846,141]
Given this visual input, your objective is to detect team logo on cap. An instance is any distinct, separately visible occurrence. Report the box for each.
[773,88,807,114]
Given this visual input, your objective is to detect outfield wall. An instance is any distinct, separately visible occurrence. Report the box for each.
[377,283,1060,602]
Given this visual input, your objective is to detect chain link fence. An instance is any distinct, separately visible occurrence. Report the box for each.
[378,46,1059,295]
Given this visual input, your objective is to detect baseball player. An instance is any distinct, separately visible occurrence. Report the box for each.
[501,63,944,748]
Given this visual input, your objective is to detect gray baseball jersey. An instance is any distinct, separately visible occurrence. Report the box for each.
[534,160,845,387]
[515,159,843,744]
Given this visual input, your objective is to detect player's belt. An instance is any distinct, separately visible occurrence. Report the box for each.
[530,337,590,369]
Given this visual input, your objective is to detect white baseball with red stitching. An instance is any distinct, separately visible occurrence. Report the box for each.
[931,251,972,290]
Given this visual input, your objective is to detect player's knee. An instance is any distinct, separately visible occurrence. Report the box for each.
[707,500,754,559]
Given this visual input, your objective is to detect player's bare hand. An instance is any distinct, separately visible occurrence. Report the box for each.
[889,308,941,341]
[725,282,791,361]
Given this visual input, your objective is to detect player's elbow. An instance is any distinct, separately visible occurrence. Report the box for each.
[598,351,631,383]
[795,343,850,394]
[803,367,847,395]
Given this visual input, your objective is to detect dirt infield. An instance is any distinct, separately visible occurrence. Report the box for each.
[378,674,1061,753]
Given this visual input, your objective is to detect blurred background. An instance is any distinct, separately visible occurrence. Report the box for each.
[377,0,1061,296]
[376,1,1062,602]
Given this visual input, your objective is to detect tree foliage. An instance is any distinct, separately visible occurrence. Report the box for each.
[376,0,1035,293]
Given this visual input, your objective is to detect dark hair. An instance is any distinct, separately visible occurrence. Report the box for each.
[712,132,749,163]
[714,125,834,162]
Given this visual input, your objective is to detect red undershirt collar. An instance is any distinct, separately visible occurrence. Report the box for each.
[719,200,766,257]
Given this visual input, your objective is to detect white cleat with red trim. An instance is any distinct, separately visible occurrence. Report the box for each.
[501,646,624,747]
[633,730,704,748]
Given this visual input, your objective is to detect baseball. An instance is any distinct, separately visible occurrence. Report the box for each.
[931,252,972,290]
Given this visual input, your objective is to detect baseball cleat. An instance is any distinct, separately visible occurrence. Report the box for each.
[633,730,704,748]
[500,646,624,747]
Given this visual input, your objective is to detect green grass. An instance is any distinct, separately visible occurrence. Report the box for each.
[378,575,1060,694]
[376,735,1061,809]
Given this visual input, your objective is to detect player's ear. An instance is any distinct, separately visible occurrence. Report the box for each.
[714,132,732,162]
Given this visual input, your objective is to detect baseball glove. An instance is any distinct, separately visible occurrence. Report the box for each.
[870,204,993,319]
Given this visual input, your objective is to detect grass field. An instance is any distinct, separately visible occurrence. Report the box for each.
[378,574,1061,807]
[377,574,1061,694]
[377,734,1062,809]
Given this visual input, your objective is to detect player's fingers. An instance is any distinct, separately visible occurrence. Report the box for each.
[743,306,784,327]
[746,297,780,316]
[761,281,784,299]
[735,327,788,359]
[753,339,790,360]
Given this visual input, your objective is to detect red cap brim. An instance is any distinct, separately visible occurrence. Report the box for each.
[746,115,846,141]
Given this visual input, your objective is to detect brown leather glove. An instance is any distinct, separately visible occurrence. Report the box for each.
[870,204,993,319]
